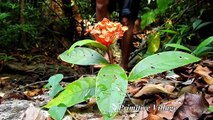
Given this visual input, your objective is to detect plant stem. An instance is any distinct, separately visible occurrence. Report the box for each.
[107,48,113,64]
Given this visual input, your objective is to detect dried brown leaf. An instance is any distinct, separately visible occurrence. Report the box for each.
[208,84,213,93]
[133,84,175,97]
[173,93,209,120]
[205,93,213,106]
[24,89,44,97]
[128,85,141,95]
[194,65,213,85]
[136,110,149,120]
[21,104,47,120]
[202,59,213,68]
[178,85,197,96]
[147,114,163,120]
[156,95,185,119]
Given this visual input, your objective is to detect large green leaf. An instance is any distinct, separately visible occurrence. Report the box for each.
[193,36,213,56]
[96,64,128,119]
[44,77,96,108]
[128,51,201,81]
[157,0,171,13]
[48,104,67,120]
[59,47,109,65]
[68,39,107,53]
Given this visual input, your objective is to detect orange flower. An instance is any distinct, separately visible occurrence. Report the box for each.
[86,18,128,47]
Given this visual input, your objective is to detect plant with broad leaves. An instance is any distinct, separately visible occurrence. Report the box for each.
[44,18,200,120]
[165,36,213,57]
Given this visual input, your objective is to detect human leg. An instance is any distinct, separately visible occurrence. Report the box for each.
[96,0,110,21]
[120,17,134,70]
[119,0,140,70]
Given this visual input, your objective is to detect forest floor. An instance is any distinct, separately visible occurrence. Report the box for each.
[0,48,213,120]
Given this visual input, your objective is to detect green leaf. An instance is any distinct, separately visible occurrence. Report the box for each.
[44,77,96,108]
[194,46,213,57]
[48,104,67,120]
[59,47,109,65]
[156,0,171,13]
[146,32,160,54]
[192,19,202,30]
[160,29,178,35]
[47,74,64,97]
[49,74,64,86]
[68,39,107,53]
[165,44,192,52]
[128,51,201,81]
[0,13,10,20]
[49,84,64,97]
[193,19,213,31]
[141,11,156,29]
[195,21,212,31]
[193,36,213,56]
[96,64,128,119]
[209,106,213,112]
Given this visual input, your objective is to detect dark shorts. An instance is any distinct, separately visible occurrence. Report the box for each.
[92,0,140,21]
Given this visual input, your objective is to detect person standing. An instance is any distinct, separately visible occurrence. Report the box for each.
[94,0,140,70]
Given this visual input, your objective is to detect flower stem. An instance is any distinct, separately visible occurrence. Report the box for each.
[107,48,113,64]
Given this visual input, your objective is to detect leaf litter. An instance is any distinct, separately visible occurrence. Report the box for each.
[0,51,213,119]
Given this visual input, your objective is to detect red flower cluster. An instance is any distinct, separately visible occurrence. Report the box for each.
[86,18,128,47]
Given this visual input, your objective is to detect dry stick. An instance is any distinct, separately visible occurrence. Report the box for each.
[15,80,48,91]
[14,75,79,91]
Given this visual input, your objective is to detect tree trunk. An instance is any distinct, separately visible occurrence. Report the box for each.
[20,0,27,48]
[61,0,76,41]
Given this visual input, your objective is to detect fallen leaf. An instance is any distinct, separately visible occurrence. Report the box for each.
[178,85,197,96]
[194,65,213,85]
[21,104,48,120]
[133,84,175,97]
[24,89,44,97]
[181,78,195,85]
[205,93,213,106]
[173,93,209,120]
[174,65,195,80]
[164,84,176,93]
[129,98,145,105]
[147,114,163,120]
[136,109,149,120]
[156,95,185,119]
[165,71,180,80]
[128,84,141,95]
[198,112,213,120]
[208,84,213,93]
[2,91,30,101]
[202,59,213,68]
